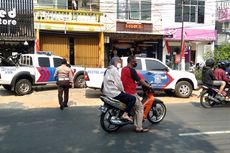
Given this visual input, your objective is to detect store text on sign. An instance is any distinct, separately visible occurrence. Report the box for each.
[0,8,17,25]
[125,23,144,29]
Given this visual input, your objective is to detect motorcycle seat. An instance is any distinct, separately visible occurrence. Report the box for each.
[100,95,121,103]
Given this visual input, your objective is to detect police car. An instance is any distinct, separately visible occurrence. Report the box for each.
[85,57,199,98]
[0,52,85,95]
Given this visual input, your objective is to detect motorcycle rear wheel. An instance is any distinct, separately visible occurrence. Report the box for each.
[147,101,166,124]
[100,107,121,132]
[200,90,215,108]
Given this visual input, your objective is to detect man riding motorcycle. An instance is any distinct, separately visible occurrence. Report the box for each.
[121,55,153,133]
[102,57,136,122]
[214,61,230,99]
[202,58,226,100]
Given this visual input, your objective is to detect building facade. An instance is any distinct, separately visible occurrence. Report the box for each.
[34,0,105,67]
[161,0,217,70]
[100,0,164,66]
[34,0,219,69]
[216,0,230,45]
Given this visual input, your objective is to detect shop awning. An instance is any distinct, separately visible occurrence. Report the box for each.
[164,28,217,41]
[106,33,163,40]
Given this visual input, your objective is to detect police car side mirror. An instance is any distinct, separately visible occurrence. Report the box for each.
[66,64,71,68]
[163,67,169,72]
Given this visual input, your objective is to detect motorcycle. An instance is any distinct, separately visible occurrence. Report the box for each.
[98,84,166,132]
[0,53,21,66]
[200,85,230,108]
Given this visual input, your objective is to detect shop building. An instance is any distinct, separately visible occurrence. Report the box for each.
[0,0,34,58]
[161,0,217,70]
[100,0,164,66]
[34,0,105,67]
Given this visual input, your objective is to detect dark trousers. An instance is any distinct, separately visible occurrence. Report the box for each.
[114,92,136,113]
[225,84,230,96]
[57,84,69,106]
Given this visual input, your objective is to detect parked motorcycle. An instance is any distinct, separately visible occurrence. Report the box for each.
[98,85,166,132]
[0,53,21,66]
[200,85,230,108]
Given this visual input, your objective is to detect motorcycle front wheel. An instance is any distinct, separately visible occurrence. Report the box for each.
[200,90,215,108]
[100,107,121,132]
[147,100,166,124]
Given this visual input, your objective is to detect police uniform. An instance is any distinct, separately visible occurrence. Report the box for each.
[54,64,73,110]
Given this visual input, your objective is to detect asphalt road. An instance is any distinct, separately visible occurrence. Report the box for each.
[0,87,230,153]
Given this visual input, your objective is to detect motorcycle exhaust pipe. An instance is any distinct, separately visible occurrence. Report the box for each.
[110,118,130,125]
[208,96,221,103]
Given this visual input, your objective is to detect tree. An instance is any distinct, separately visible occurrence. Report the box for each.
[214,44,230,63]
[194,44,230,81]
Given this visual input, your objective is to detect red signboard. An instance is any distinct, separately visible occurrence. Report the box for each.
[175,54,181,64]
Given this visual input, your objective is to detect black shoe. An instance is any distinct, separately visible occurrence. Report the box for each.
[63,103,68,107]
[60,105,64,110]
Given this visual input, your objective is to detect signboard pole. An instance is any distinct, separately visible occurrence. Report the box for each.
[35,28,40,53]
[180,0,185,71]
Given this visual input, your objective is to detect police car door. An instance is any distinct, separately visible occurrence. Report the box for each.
[140,59,171,89]
[36,56,55,84]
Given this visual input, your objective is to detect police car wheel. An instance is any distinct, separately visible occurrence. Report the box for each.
[175,81,192,98]
[15,79,32,96]
[74,75,86,88]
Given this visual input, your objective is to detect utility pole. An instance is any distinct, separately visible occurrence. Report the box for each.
[180,0,185,71]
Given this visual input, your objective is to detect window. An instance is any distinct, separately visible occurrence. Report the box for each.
[135,59,142,70]
[146,60,167,71]
[20,56,33,66]
[38,57,50,67]
[53,58,62,67]
[130,0,139,20]
[117,0,151,21]
[37,0,54,6]
[175,0,205,23]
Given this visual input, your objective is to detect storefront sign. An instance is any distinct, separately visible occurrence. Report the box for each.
[0,0,34,40]
[125,23,143,29]
[117,22,152,33]
[0,8,17,25]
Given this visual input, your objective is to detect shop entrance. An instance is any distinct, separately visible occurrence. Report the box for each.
[0,42,34,58]
[109,40,161,60]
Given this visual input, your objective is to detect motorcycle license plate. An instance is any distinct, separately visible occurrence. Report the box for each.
[98,106,108,113]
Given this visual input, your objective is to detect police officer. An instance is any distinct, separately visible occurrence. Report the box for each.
[54,59,73,110]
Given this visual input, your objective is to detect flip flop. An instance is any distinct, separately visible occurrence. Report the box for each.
[135,128,149,133]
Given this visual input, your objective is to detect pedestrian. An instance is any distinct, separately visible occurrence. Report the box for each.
[72,0,78,10]
[54,58,74,110]
[111,49,118,58]
[121,55,153,132]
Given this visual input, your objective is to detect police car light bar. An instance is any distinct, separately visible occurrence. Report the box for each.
[36,51,53,56]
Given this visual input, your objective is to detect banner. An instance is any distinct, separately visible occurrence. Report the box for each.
[165,40,170,54]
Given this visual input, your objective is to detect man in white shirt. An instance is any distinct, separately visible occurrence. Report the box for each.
[103,57,136,121]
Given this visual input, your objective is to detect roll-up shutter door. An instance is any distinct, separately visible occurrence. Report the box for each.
[74,37,99,67]
[40,35,69,60]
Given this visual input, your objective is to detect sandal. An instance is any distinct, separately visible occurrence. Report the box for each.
[121,114,133,122]
[135,128,149,133]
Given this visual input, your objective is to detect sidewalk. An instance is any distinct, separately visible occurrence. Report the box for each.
[0,86,201,109]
